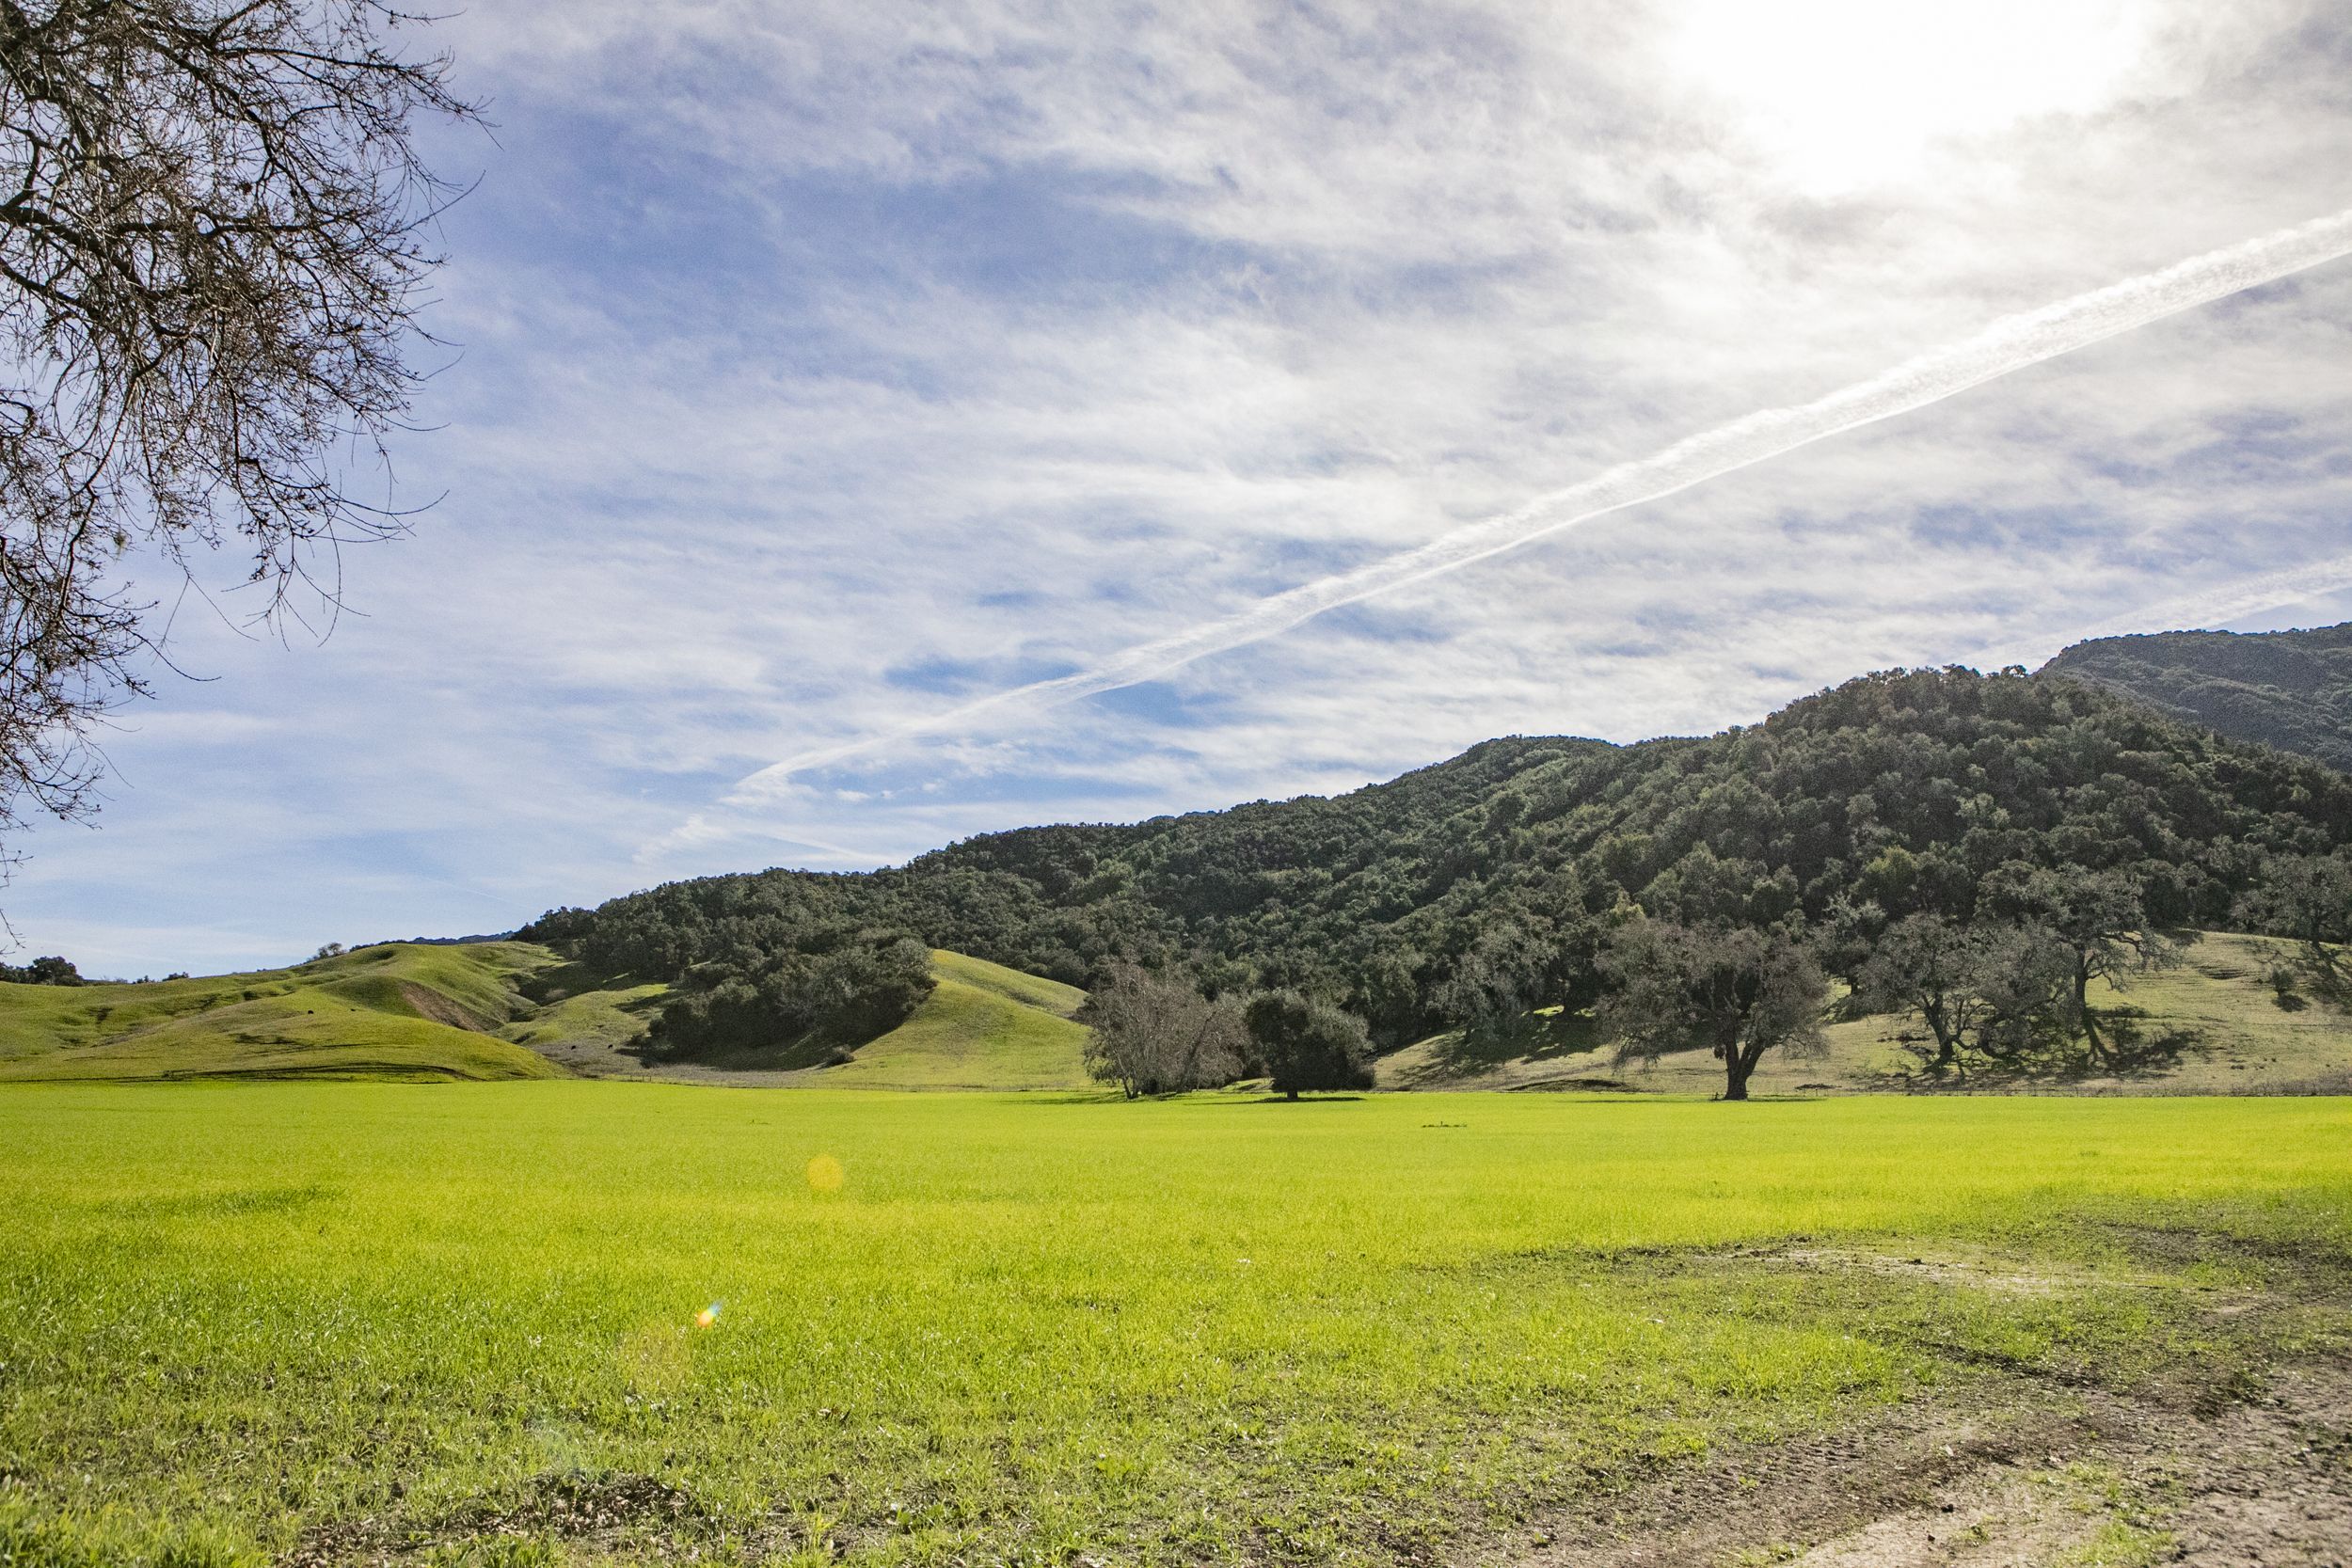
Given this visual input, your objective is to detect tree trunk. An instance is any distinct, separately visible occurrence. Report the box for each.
[1284,1087,1298,1101]
[1723,1047,1755,1101]
[2074,957,2107,1063]
[1922,998,1959,1073]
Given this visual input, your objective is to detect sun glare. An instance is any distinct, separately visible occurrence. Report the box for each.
[1669,0,2158,189]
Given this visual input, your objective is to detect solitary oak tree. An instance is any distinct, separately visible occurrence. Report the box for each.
[0,1,469,854]
[1598,919,1826,1101]
[1855,913,2021,1078]
[1244,989,1374,1101]
[1984,866,2176,1065]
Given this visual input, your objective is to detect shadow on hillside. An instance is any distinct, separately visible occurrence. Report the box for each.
[1511,1075,1648,1094]
[644,1033,849,1073]
[1388,1009,1611,1088]
[1887,1006,2206,1091]
[2275,946,2352,1016]
[516,961,668,1017]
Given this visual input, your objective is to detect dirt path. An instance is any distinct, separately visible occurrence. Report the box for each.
[1516,1364,2351,1568]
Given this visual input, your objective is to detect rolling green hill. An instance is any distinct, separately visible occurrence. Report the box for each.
[2042,620,2352,770]
[23,928,2334,1098]
[0,942,1094,1091]
[534,948,1094,1090]
[1378,930,2352,1096]
[821,949,1090,1088]
[0,942,568,1083]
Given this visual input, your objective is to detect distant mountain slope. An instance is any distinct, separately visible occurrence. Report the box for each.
[0,942,566,1083]
[2041,621,2352,771]
[0,941,1092,1091]
[530,667,2352,1051]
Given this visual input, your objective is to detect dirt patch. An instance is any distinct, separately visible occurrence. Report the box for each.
[1492,1231,2352,1568]
[280,1469,705,1566]
[1781,1465,2108,1566]
[1510,1364,2352,1568]
[1767,1246,2088,1298]
[395,982,498,1034]
[1513,1397,2080,1568]
[2155,1366,2352,1566]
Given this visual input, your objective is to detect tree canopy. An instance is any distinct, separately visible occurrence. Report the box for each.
[1244,990,1374,1101]
[1597,920,1825,1101]
[1076,965,1247,1098]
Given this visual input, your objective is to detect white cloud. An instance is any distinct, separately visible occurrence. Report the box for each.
[9,0,2352,971]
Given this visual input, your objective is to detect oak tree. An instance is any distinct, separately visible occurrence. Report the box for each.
[1598,920,1826,1101]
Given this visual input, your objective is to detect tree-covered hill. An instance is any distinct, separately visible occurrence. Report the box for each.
[2041,621,2352,772]
[526,667,2352,1054]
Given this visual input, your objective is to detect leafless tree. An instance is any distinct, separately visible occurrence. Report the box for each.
[1078,965,1248,1099]
[0,0,470,857]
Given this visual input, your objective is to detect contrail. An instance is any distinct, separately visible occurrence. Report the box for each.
[734,208,2352,798]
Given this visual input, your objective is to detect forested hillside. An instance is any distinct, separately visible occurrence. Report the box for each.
[2042,621,2352,771]
[527,668,2352,1064]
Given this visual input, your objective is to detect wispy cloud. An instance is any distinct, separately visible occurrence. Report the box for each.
[707,208,2352,804]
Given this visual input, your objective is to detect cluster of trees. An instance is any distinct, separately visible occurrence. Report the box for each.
[523,889,945,1064]
[522,668,2352,1085]
[642,934,934,1063]
[1076,967,1373,1100]
[0,955,81,986]
[1846,868,2182,1079]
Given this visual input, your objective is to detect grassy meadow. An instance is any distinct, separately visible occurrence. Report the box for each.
[2,1083,2347,1567]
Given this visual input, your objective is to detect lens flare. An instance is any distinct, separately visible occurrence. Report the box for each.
[806,1153,845,1194]
[694,1301,723,1330]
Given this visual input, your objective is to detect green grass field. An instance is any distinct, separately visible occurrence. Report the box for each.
[2,1083,2345,1567]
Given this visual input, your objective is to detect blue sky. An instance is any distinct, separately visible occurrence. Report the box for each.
[13,0,2352,975]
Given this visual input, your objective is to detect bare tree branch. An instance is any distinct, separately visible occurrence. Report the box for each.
[0,0,472,870]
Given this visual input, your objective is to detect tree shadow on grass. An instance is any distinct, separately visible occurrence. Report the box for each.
[1894,1007,2206,1090]
[1241,1094,1369,1104]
